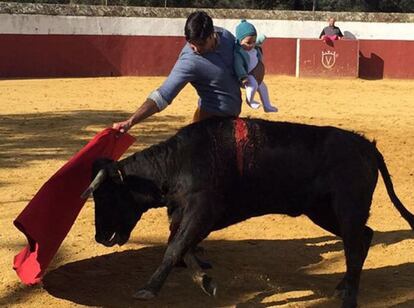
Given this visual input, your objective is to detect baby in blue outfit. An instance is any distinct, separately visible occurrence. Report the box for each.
[234,20,278,112]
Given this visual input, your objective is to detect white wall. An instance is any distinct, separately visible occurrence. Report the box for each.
[1,14,414,40]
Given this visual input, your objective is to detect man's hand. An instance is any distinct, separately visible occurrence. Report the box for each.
[113,119,132,133]
[112,98,159,134]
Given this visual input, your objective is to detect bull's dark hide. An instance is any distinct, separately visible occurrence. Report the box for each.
[88,117,414,308]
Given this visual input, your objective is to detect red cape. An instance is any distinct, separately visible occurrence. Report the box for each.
[13,128,135,285]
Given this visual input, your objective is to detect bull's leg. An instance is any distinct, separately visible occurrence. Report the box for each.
[335,226,373,298]
[306,200,373,307]
[193,251,213,269]
[306,207,346,296]
[168,214,212,270]
[184,249,217,296]
[336,196,371,308]
[339,227,366,308]
[132,236,202,300]
[306,205,342,237]
[173,249,212,270]
[132,234,204,300]
[133,194,214,300]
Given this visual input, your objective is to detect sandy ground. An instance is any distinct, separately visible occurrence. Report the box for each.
[0,76,414,308]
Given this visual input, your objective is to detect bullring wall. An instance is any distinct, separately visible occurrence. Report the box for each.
[1,2,414,79]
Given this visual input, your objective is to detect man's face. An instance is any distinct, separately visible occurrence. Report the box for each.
[189,32,217,54]
[240,35,257,51]
[329,18,336,27]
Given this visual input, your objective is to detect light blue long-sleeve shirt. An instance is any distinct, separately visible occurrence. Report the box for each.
[148,27,242,117]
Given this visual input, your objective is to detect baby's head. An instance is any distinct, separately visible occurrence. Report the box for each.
[235,20,257,51]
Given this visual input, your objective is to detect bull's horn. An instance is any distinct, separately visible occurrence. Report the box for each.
[81,169,107,199]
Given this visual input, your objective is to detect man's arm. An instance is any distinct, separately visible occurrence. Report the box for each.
[113,51,195,133]
[113,98,159,133]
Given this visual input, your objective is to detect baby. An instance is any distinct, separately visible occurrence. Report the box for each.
[234,19,278,112]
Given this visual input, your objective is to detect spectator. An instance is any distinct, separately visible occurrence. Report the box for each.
[319,17,343,41]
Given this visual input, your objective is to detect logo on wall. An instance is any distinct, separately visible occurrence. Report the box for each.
[321,51,337,69]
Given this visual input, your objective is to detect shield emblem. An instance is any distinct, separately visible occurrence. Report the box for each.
[321,51,336,69]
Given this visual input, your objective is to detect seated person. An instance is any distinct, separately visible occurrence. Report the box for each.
[319,17,343,41]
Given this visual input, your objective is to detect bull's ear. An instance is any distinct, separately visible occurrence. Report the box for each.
[104,162,126,184]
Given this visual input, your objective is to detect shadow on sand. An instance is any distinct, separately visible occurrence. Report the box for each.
[0,110,186,171]
[25,229,414,308]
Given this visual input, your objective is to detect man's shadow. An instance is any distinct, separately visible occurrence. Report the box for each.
[32,229,414,308]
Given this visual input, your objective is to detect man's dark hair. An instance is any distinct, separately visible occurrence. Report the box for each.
[184,11,214,44]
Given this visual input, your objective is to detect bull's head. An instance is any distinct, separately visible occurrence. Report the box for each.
[82,158,160,247]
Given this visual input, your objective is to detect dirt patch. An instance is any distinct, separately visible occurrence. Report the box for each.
[1,76,414,307]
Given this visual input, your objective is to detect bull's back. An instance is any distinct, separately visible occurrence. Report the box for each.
[169,118,378,220]
[196,119,379,223]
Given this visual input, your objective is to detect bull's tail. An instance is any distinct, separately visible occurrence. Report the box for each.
[375,147,414,229]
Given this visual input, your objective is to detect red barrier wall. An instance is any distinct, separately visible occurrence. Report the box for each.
[359,40,414,79]
[262,38,297,76]
[0,34,297,78]
[0,34,185,78]
[1,34,413,79]
[299,39,359,78]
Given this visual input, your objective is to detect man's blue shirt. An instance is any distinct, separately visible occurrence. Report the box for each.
[151,27,242,117]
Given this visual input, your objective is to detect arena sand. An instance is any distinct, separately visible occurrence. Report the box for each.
[0,76,413,307]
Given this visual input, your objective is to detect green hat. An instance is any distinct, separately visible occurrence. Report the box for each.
[235,19,257,42]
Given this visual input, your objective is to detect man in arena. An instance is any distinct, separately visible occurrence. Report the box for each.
[113,11,264,132]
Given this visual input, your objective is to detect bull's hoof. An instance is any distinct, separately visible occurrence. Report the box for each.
[334,287,357,308]
[132,288,156,300]
[201,274,217,297]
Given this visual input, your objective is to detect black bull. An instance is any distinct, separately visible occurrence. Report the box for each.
[82,117,414,307]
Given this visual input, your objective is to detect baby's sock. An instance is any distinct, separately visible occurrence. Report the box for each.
[258,82,278,113]
[247,100,261,109]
